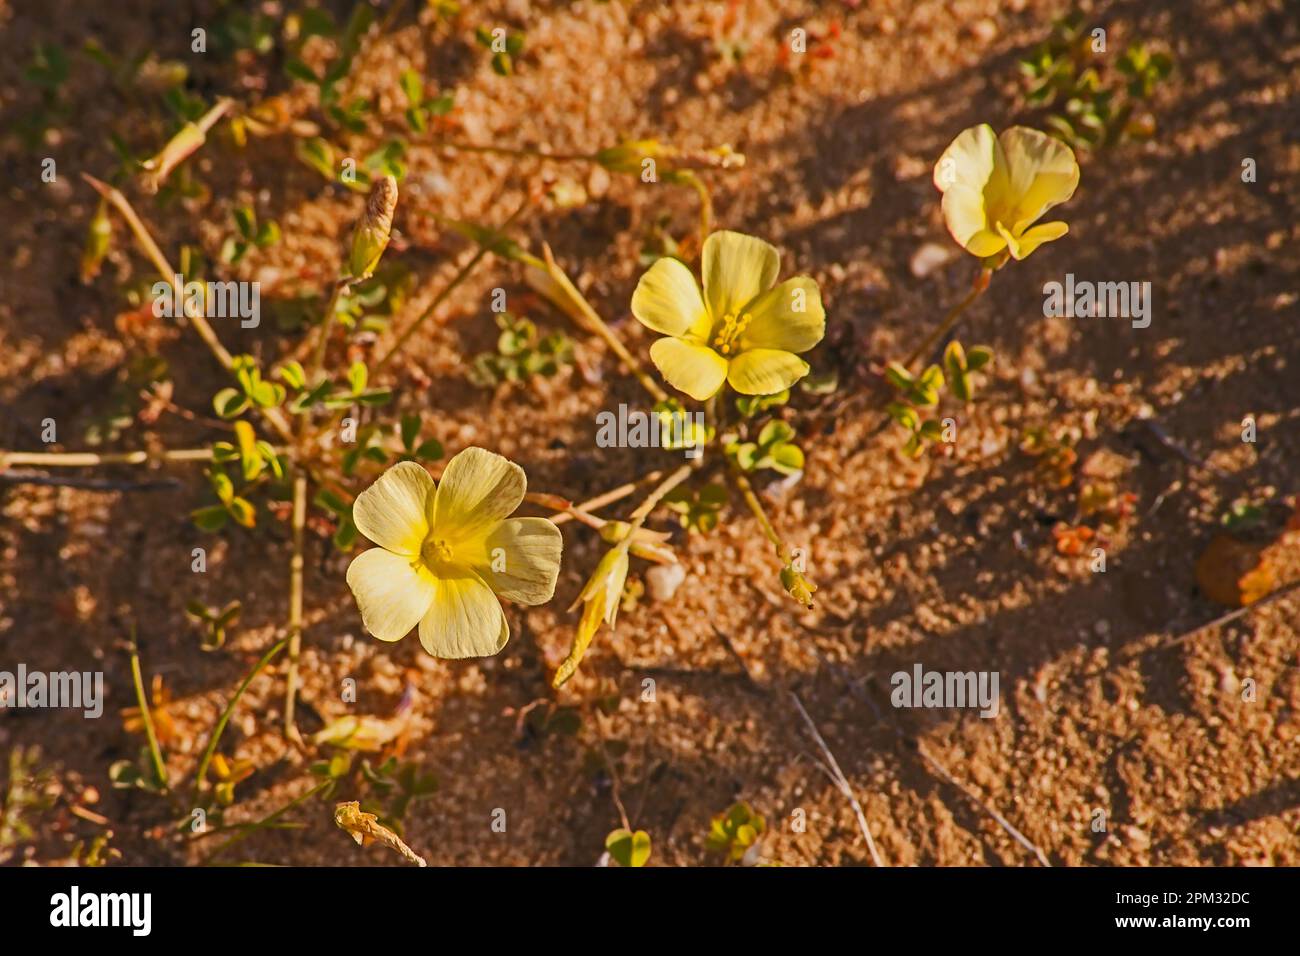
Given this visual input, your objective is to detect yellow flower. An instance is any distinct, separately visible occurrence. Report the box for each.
[553,548,629,688]
[631,230,825,401]
[345,448,563,658]
[933,124,1080,261]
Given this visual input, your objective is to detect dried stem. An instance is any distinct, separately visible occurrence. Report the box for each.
[790,692,884,867]
[283,472,308,737]
[375,196,531,373]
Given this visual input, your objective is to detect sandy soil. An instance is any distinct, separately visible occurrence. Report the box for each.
[0,0,1297,866]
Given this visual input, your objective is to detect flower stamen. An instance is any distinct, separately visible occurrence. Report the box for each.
[711,311,752,356]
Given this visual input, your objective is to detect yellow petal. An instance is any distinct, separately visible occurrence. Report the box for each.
[999,220,1069,260]
[418,567,509,658]
[740,277,825,354]
[431,446,525,546]
[933,123,1001,194]
[940,184,1006,255]
[352,461,433,556]
[726,348,810,396]
[346,547,436,642]
[702,230,779,323]
[649,337,729,401]
[631,256,709,338]
[998,127,1079,230]
[478,517,564,605]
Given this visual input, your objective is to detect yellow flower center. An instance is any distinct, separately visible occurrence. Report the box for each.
[420,536,455,567]
[711,311,752,356]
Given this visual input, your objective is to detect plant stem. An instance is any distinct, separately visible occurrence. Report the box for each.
[307,279,353,385]
[82,174,297,446]
[613,462,695,553]
[283,472,308,738]
[0,448,217,468]
[431,138,596,164]
[729,463,791,564]
[902,267,992,370]
[194,639,287,800]
[544,470,665,527]
[203,780,331,862]
[375,196,531,373]
[526,244,669,403]
[672,171,712,249]
[128,645,168,792]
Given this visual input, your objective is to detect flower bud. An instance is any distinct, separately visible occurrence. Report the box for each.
[348,175,398,280]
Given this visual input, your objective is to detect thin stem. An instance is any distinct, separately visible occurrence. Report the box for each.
[283,472,308,737]
[128,644,168,792]
[431,138,596,164]
[194,639,287,800]
[729,463,790,563]
[203,780,331,862]
[673,171,712,249]
[0,448,217,468]
[375,196,531,373]
[902,267,992,370]
[529,244,668,403]
[613,462,695,553]
[307,279,353,386]
[82,174,297,446]
[542,469,665,527]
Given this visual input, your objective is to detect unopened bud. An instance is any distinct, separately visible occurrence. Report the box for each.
[348,174,398,280]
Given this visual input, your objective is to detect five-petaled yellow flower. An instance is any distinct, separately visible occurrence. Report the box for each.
[631,230,825,401]
[933,124,1079,261]
[345,448,562,658]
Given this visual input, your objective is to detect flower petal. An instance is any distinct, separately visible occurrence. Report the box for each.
[351,460,433,556]
[631,256,709,338]
[999,220,1069,260]
[477,517,564,605]
[940,184,1007,256]
[740,277,826,354]
[702,230,780,322]
[346,547,436,642]
[933,123,999,193]
[726,348,810,396]
[431,446,526,545]
[418,567,509,658]
[649,337,729,401]
[998,126,1079,230]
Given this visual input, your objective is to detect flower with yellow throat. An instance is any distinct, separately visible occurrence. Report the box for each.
[631,230,825,401]
[345,448,562,658]
[933,124,1080,262]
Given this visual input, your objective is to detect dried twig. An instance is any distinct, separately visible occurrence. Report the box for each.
[789,692,885,867]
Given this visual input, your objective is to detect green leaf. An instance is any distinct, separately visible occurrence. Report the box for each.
[769,442,805,475]
[191,504,228,532]
[227,497,256,528]
[284,58,320,85]
[277,360,307,390]
[234,420,263,482]
[213,387,249,419]
[347,361,368,394]
[414,438,443,461]
[209,470,235,505]
[399,68,423,107]
[757,419,795,449]
[400,414,421,451]
[605,828,651,868]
